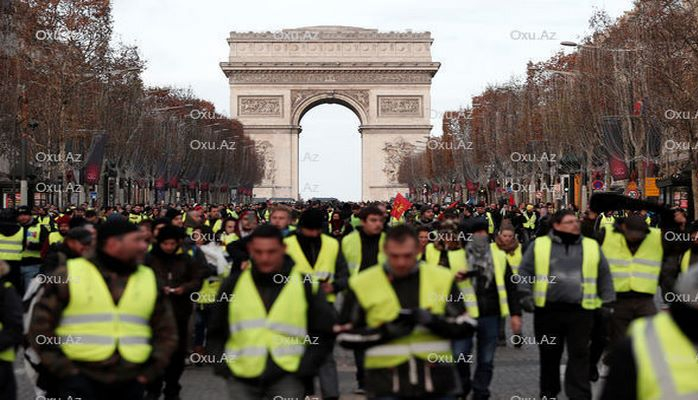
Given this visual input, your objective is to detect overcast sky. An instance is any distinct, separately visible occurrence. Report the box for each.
[111,0,634,201]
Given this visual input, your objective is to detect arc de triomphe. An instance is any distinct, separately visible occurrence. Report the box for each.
[221,26,440,201]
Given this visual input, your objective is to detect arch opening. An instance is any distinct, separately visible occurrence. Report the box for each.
[298,103,361,201]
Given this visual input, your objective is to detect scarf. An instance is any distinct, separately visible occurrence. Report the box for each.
[467,235,494,288]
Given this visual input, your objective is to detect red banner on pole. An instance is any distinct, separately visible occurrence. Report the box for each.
[391,193,412,219]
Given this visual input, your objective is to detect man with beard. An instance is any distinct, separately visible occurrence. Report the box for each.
[452,218,521,400]
[144,224,206,400]
[29,219,178,400]
[518,210,615,400]
[284,208,348,400]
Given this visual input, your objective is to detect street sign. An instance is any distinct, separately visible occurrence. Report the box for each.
[645,177,660,197]
[592,180,604,190]
[627,190,639,198]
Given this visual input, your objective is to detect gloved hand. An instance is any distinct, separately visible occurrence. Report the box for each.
[520,295,535,313]
[599,304,615,320]
[412,308,435,325]
[380,313,416,340]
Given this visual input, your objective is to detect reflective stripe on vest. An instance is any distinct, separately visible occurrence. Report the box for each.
[533,236,601,309]
[0,230,24,261]
[341,231,385,276]
[22,224,42,259]
[55,259,157,363]
[225,267,307,378]
[284,234,339,302]
[349,263,454,369]
[601,226,662,294]
[630,313,698,399]
[0,282,16,362]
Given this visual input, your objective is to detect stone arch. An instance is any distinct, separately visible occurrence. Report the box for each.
[222,26,440,201]
[291,90,368,127]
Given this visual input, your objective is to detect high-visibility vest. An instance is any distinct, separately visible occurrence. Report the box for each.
[630,312,698,400]
[196,267,231,305]
[21,224,43,259]
[48,231,64,245]
[680,249,693,273]
[645,216,652,226]
[205,219,223,233]
[600,214,615,228]
[55,258,157,363]
[522,212,537,229]
[0,229,24,261]
[37,215,54,230]
[485,212,495,234]
[0,281,16,362]
[225,267,307,378]
[350,215,362,228]
[601,226,662,295]
[128,213,143,224]
[350,263,454,369]
[341,231,386,276]
[533,235,602,309]
[221,232,239,246]
[284,234,339,302]
[504,245,523,274]
[424,243,510,318]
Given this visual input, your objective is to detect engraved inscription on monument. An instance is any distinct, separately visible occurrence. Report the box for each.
[238,96,283,116]
[378,96,423,117]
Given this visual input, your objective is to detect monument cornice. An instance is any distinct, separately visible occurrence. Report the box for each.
[228,26,433,42]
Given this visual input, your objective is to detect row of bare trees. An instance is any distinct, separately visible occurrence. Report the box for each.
[0,0,262,207]
[400,0,698,210]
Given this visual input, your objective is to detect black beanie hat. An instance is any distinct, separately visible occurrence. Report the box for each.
[97,219,140,243]
[298,208,326,229]
[157,225,186,243]
[164,208,182,221]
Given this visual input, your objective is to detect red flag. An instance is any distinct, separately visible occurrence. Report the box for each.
[391,193,412,219]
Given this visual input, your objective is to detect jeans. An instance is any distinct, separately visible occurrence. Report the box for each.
[226,374,305,400]
[0,361,16,400]
[452,315,500,400]
[372,396,456,400]
[20,264,41,294]
[193,305,211,347]
[54,374,144,400]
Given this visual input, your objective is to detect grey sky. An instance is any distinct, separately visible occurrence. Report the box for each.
[111,0,634,201]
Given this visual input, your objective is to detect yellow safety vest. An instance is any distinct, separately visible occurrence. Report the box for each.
[225,267,307,378]
[284,233,339,302]
[48,231,64,245]
[205,219,223,233]
[220,232,239,246]
[196,267,231,305]
[600,214,616,228]
[22,224,43,259]
[533,235,602,309]
[504,245,523,274]
[350,215,362,228]
[55,258,157,363]
[128,213,143,224]
[485,212,495,234]
[680,249,693,273]
[0,282,16,362]
[350,263,454,369]
[0,230,24,261]
[341,231,386,276]
[522,212,537,229]
[630,312,698,400]
[37,215,53,230]
[601,226,662,294]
